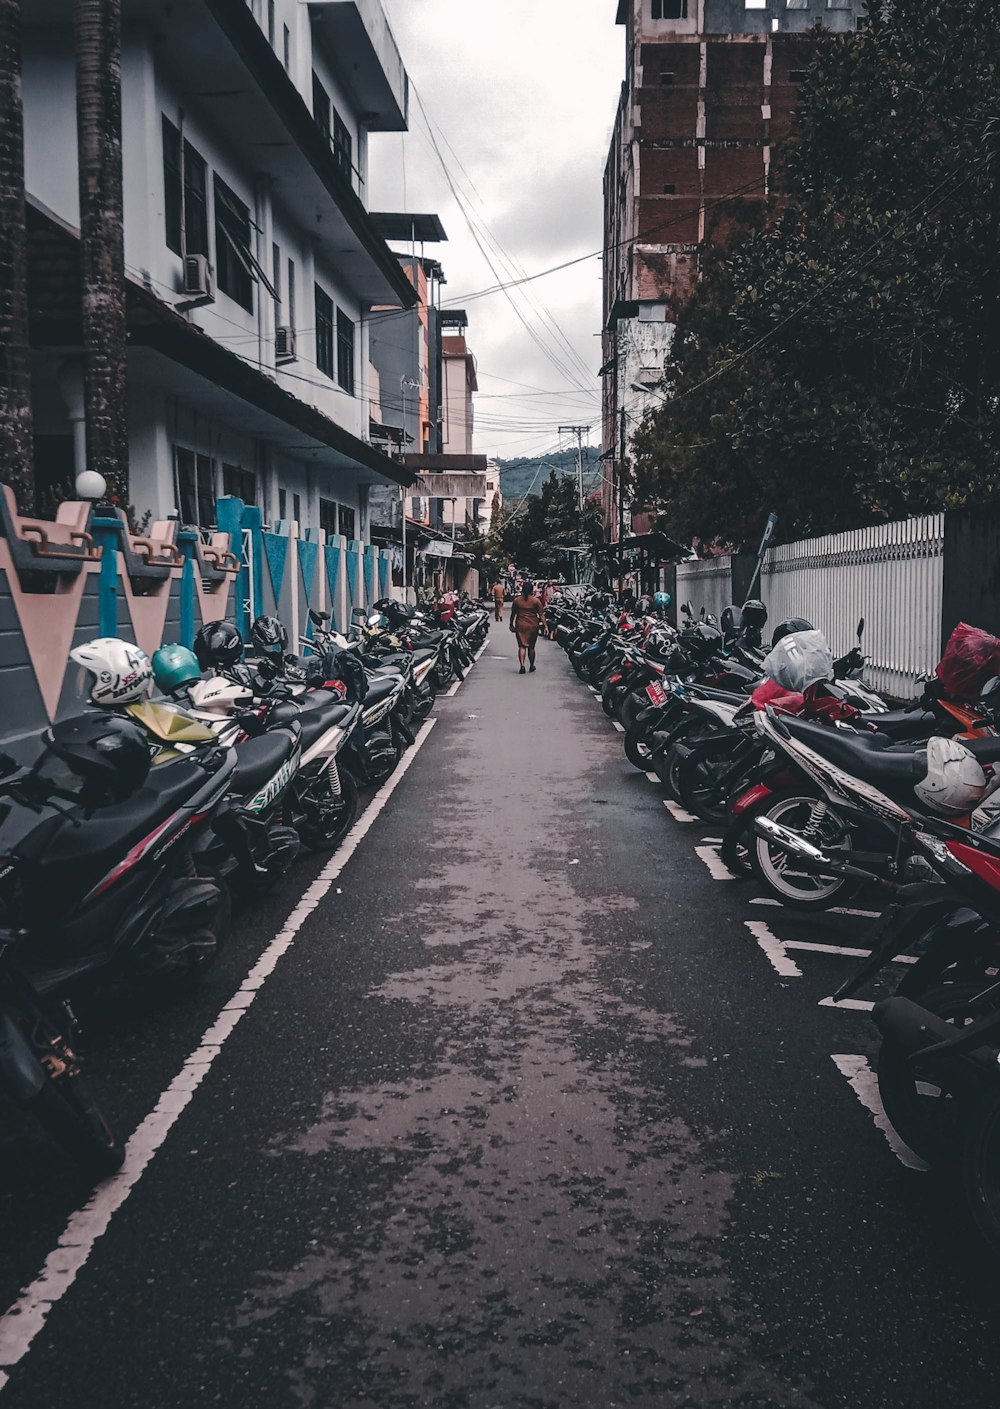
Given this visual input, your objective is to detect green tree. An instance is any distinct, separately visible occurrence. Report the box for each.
[634,0,1000,548]
[498,471,604,578]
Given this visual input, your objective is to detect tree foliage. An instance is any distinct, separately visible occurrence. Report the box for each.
[633,0,1000,548]
[494,471,604,578]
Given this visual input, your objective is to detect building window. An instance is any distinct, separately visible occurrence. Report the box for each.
[287,258,296,331]
[786,0,808,7]
[267,0,274,44]
[315,284,335,378]
[278,487,287,519]
[652,0,688,17]
[338,504,355,540]
[312,73,331,144]
[214,175,254,312]
[662,183,676,195]
[789,69,808,82]
[745,0,767,8]
[320,498,339,536]
[856,14,869,27]
[174,447,215,528]
[337,308,355,394]
[293,493,302,525]
[659,72,675,85]
[282,23,290,71]
[162,118,208,257]
[222,464,257,505]
[272,241,282,324]
[332,110,353,183]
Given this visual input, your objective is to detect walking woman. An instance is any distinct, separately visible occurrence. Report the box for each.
[509,579,546,674]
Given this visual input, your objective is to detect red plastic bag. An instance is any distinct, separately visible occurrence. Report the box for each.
[752,678,804,714]
[936,623,1000,701]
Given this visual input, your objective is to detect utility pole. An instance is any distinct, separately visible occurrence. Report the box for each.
[559,425,589,566]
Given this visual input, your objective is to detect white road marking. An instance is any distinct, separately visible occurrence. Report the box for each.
[783,940,917,965]
[0,719,440,1391]
[819,996,875,1011]
[645,771,660,784]
[695,845,736,882]
[831,1054,928,1171]
[612,721,625,733]
[744,920,802,976]
[663,800,697,823]
[703,836,723,844]
[749,897,881,919]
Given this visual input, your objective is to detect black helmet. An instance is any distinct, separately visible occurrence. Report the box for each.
[250,615,288,656]
[193,620,243,671]
[40,713,150,807]
[721,605,743,642]
[742,599,768,630]
[373,597,413,630]
[685,622,724,659]
[771,617,813,648]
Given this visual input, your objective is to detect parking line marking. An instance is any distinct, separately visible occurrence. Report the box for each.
[695,845,736,882]
[0,719,440,1391]
[831,1055,928,1171]
[819,996,875,1011]
[749,898,881,919]
[744,920,802,976]
[612,721,625,732]
[645,771,660,784]
[664,800,697,823]
[783,941,917,965]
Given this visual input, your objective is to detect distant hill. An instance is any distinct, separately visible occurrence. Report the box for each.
[498,448,604,502]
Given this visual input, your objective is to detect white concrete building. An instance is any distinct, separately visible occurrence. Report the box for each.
[22,0,416,541]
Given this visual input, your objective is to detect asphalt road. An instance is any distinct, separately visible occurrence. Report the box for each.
[1,626,1000,1408]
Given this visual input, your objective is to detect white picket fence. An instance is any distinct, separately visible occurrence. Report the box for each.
[674,514,946,699]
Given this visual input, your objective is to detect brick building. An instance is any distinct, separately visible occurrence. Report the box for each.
[602,0,867,543]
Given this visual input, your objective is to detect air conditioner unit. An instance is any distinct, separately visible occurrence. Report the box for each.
[183,253,213,300]
[275,326,297,363]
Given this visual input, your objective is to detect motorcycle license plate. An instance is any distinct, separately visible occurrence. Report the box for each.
[646,681,668,706]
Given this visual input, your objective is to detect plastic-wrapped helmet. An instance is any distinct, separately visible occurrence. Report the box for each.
[914,736,989,818]
[41,712,150,805]
[250,615,288,656]
[151,643,202,695]
[193,620,243,671]
[742,599,768,631]
[771,617,814,648]
[762,630,833,693]
[652,591,672,612]
[70,638,153,706]
[721,605,744,642]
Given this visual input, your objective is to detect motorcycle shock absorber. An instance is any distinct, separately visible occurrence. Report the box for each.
[803,799,829,839]
[326,756,342,798]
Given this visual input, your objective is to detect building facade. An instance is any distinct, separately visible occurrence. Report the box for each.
[22,0,418,552]
[602,0,867,542]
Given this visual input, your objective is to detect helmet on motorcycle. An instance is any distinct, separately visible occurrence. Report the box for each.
[771,617,813,648]
[193,620,243,671]
[742,599,768,631]
[685,622,724,658]
[914,736,989,818]
[41,712,150,806]
[151,643,201,695]
[250,615,288,656]
[374,597,413,630]
[721,605,744,642]
[70,637,153,706]
[653,591,672,613]
[187,676,253,715]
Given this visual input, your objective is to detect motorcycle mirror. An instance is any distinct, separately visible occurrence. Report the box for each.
[857,616,865,641]
[309,608,330,627]
[680,602,692,618]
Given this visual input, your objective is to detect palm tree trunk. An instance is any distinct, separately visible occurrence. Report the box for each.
[73,0,128,505]
[0,0,35,512]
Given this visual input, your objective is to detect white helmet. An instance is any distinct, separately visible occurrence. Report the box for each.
[71,637,153,706]
[762,629,834,694]
[914,736,990,818]
[186,677,253,716]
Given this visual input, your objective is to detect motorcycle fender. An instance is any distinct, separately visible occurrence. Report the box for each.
[159,878,223,928]
[0,1009,46,1102]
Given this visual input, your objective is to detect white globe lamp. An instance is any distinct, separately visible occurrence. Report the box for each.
[75,470,107,502]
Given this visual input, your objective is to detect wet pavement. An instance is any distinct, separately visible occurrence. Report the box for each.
[2,628,1000,1407]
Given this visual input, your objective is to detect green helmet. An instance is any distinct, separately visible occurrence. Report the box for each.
[653,591,672,610]
[151,643,202,694]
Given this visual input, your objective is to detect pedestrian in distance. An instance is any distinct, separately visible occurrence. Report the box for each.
[492,581,506,622]
[510,579,545,674]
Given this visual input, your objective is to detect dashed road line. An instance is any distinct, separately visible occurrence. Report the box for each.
[744,919,803,976]
[820,996,875,1012]
[645,771,660,784]
[749,897,881,919]
[612,721,625,733]
[695,844,735,882]
[664,800,698,824]
[831,1054,928,1171]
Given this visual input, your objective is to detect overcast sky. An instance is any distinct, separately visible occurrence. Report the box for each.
[369,2,625,464]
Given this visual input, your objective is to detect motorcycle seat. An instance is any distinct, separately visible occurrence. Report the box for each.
[267,699,353,749]
[231,730,298,801]
[781,716,920,791]
[863,708,937,740]
[364,676,401,707]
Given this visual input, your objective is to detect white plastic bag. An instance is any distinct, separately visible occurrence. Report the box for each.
[762,629,834,694]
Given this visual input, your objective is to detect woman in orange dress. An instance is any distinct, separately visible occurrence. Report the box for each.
[509,579,546,674]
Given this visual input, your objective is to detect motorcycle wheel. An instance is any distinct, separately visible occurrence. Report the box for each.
[620,690,648,733]
[961,1091,1000,1253]
[434,660,455,689]
[878,980,987,1169]
[27,1069,124,1180]
[624,721,654,771]
[601,684,619,719]
[301,770,358,852]
[750,794,854,909]
[677,736,744,825]
[367,741,402,787]
[663,744,688,803]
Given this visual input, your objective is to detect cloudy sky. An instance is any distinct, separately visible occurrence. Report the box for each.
[369,2,625,463]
